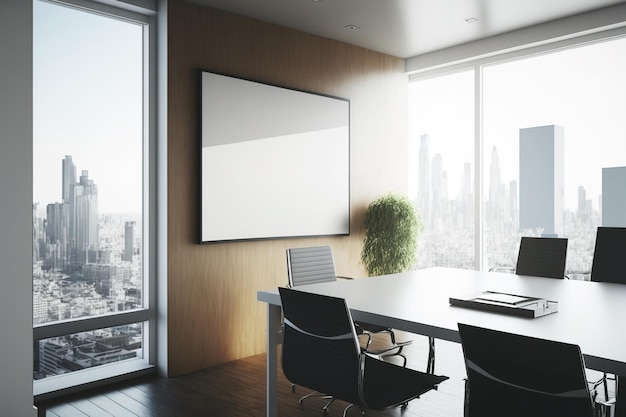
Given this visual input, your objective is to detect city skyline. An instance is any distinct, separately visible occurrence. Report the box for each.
[33,0,143,214]
[415,129,619,224]
[408,36,626,212]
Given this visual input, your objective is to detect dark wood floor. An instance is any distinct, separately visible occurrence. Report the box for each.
[37,334,467,417]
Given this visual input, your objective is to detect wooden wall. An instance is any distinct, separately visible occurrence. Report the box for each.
[167,0,408,376]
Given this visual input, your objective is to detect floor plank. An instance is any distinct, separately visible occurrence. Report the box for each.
[68,399,114,417]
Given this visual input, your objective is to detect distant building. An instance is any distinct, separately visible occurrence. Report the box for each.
[46,202,69,271]
[70,170,99,267]
[62,155,76,205]
[602,166,626,227]
[84,263,132,298]
[38,340,70,376]
[489,146,501,215]
[519,125,564,236]
[462,162,473,228]
[123,221,135,262]
[577,185,592,222]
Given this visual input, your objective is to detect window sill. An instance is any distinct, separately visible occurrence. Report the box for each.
[34,359,155,402]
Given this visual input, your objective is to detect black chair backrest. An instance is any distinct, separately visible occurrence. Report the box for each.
[458,323,594,417]
[590,227,626,284]
[278,287,361,405]
[287,246,338,287]
[515,236,568,279]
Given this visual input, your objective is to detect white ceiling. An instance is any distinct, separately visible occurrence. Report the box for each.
[185,0,626,58]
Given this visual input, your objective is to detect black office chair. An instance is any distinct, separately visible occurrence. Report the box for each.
[590,227,626,284]
[490,236,568,279]
[286,246,412,360]
[279,287,448,417]
[458,323,614,417]
[588,226,626,399]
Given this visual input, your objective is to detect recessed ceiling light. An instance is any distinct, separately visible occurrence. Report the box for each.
[465,17,478,23]
[344,24,360,30]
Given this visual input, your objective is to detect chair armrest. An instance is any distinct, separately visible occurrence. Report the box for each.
[364,340,412,356]
[489,266,515,273]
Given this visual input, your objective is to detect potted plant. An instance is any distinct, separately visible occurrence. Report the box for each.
[360,192,422,276]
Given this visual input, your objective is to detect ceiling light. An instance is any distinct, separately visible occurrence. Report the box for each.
[465,17,478,23]
[344,24,360,30]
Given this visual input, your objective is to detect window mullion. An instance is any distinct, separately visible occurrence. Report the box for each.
[474,64,483,271]
[34,309,151,341]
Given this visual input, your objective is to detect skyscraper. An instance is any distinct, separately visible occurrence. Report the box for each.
[488,146,501,216]
[577,185,591,222]
[124,221,135,262]
[602,166,626,227]
[430,153,443,228]
[46,202,69,271]
[62,155,76,205]
[519,125,564,236]
[462,162,473,228]
[70,170,99,267]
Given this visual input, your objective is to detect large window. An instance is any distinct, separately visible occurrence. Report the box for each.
[408,70,475,269]
[409,35,626,274]
[33,0,154,394]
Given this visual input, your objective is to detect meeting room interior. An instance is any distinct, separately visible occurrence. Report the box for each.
[3,0,626,416]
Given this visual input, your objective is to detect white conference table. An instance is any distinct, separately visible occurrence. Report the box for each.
[257,267,626,417]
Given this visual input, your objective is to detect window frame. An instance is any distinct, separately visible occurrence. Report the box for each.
[408,25,626,272]
[33,0,157,398]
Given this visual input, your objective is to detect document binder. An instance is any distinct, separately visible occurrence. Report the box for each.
[449,290,558,318]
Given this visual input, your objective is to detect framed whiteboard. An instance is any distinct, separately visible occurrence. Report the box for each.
[200,71,350,243]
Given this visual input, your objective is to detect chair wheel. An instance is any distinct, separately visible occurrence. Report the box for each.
[291,384,296,393]
[323,409,328,415]
[401,401,409,409]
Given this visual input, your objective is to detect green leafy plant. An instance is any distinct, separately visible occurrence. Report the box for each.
[360,193,422,276]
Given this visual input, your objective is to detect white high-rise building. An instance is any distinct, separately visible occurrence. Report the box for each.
[519,125,564,236]
[70,170,99,266]
[602,166,626,227]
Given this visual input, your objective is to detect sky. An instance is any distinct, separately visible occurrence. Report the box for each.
[408,36,626,211]
[34,1,626,214]
[33,1,144,214]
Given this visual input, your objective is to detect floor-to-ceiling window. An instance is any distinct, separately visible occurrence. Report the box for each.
[409,34,626,274]
[482,39,626,275]
[408,70,475,269]
[33,0,155,395]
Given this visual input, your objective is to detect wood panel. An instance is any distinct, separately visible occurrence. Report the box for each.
[167,0,408,376]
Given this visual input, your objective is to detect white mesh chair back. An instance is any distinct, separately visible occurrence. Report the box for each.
[287,246,338,287]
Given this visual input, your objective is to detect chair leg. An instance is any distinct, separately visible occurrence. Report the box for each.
[426,336,436,374]
[322,397,335,415]
[342,404,355,417]
[342,404,365,417]
[297,391,332,406]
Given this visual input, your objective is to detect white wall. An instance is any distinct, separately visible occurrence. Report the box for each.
[0,1,38,416]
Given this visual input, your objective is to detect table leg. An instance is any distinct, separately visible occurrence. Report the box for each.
[616,375,623,417]
[266,303,281,417]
